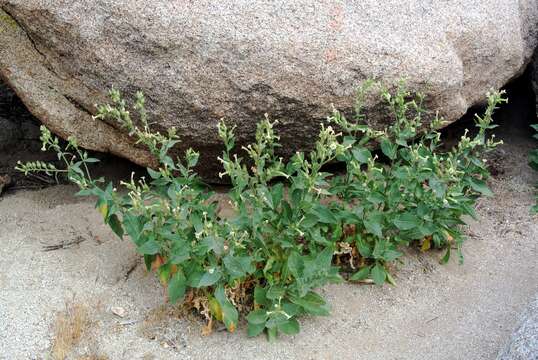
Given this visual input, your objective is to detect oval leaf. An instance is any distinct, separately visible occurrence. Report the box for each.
[168,272,186,304]
[278,318,300,336]
[137,240,160,255]
[371,263,387,285]
[214,285,239,333]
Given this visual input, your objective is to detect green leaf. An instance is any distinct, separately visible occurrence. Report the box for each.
[75,188,99,197]
[287,252,303,278]
[428,177,446,198]
[371,263,387,285]
[316,247,335,269]
[137,240,160,255]
[201,236,224,256]
[380,138,397,160]
[352,148,371,163]
[187,151,199,168]
[107,214,124,238]
[312,205,337,224]
[254,286,269,307]
[169,241,190,264]
[366,192,385,205]
[383,249,402,262]
[271,183,284,209]
[96,199,109,220]
[364,218,383,238]
[266,286,285,300]
[144,254,155,271]
[386,271,397,286]
[214,285,239,332]
[261,187,274,209]
[158,264,172,285]
[103,181,114,200]
[440,246,451,264]
[247,322,266,337]
[393,213,420,230]
[349,266,371,281]
[147,167,161,179]
[168,272,186,304]
[188,269,222,288]
[223,255,255,279]
[282,302,302,318]
[246,309,268,325]
[289,291,330,316]
[460,202,478,219]
[372,239,385,259]
[266,313,290,328]
[468,178,493,197]
[267,326,278,342]
[190,213,203,233]
[278,318,300,335]
[123,214,143,245]
[356,235,372,258]
[208,295,223,321]
[290,188,302,207]
[301,214,319,228]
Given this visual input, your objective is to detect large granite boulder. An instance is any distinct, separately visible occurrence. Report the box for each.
[1,1,537,180]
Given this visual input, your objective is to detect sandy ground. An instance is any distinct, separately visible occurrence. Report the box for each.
[0,126,537,360]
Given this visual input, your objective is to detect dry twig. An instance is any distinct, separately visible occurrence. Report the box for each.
[42,236,86,251]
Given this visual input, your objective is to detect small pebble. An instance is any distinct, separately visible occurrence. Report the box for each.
[111,306,127,318]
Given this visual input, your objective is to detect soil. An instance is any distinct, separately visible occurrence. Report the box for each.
[0,78,537,359]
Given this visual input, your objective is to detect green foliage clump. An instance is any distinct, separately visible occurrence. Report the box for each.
[17,83,505,340]
[530,123,538,213]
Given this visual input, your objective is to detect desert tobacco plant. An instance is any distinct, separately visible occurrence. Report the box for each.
[17,83,506,340]
[530,123,538,213]
[328,82,504,279]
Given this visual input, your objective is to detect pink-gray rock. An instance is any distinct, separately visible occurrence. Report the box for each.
[0,1,537,180]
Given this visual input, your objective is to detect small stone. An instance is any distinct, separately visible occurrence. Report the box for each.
[111,306,127,318]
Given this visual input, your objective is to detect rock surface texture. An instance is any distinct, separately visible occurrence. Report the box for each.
[531,48,538,114]
[497,295,538,360]
[1,1,538,179]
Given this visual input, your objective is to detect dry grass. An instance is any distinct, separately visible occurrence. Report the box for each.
[50,302,90,360]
